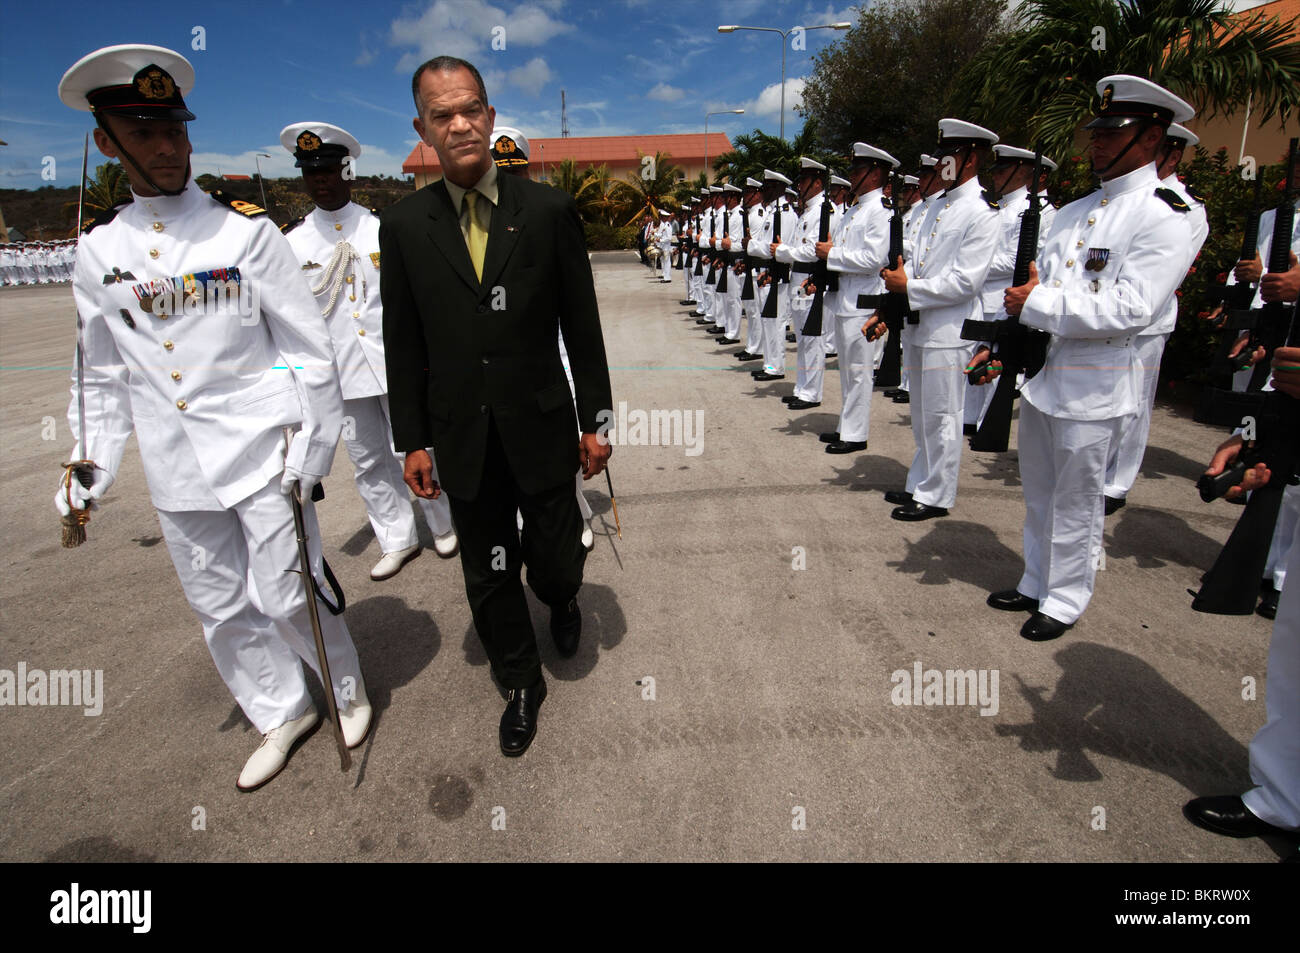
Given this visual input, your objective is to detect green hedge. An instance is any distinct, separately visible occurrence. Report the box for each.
[584,222,638,250]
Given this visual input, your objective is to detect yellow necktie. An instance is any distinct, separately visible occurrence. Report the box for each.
[463,189,488,281]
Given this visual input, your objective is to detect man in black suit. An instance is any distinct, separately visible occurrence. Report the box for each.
[380,56,613,757]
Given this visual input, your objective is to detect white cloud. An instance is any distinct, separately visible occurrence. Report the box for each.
[508,56,555,96]
[647,83,685,103]
[387,0,575,73]
[744,76,808,119]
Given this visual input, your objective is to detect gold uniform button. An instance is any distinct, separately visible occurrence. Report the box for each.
[1066,259,1075,267]
[358,329,366,336]
[352,311,360,319]
[1100,198,1108,206]
[1087,217,1096,225]
[170,371,182,381]
[334,223,343,231]
[1076,240,1084,248]
[163,340,174,350]
[176,399,188,410]
[152,222,164,232]
[345,275,353,284]
[149,249,160,259]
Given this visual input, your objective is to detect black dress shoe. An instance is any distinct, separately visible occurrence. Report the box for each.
[679,300,695,306]
[963,423,977,436]
[825,351,837,358]
[891,500,948,521]
[737,352,763,361]
[1258,588,1279,620]
[550,598,581,657]
[884,489,912,505]
[819,431,840,443]
[695,316,711,323]
[1183,795,1299,840]
[883,388,903,399]
[707,327,725,334]
[787,398,821,410]
[987,589,1039,612]
[786,331,797,343]
[753,371,785,381]
[826,440,867,454]
[1103,495,1126,516]
[719,337,740,344]
[892,393,910,404]
[781,394,797,403]
[1020,612,1073,642]
[499,677,547,757]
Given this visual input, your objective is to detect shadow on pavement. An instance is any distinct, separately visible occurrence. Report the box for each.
[886,519,1021,590]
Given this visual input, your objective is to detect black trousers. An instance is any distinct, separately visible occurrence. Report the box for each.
[446,415,586,688]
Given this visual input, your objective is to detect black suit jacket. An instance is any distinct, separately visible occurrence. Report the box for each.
[380,171,613,501]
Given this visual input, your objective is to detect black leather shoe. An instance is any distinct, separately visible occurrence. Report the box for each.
[883,388,903,399]
[707,327,725,334]
[753,371,785,381]
[892,393,910,404]
[679,300,695,306]
[987,589,1039,612]
[550,598,581,657]
[891,500,948,521]
[1104,495,1126,516]
[787,398,821,410]
[786,331,797,343]
[1020,612,1073,642]
[819,431,840,443]
[825,351,837,358]
[737,352,763,361]
[695,316,711,324]
[499,677,547,757]
[1258,588,1279,620]
[1183,795,1299,840]
[719,337,740,344]
[826,440,867,454]
[884,489,912,505]
[963,423,977,436]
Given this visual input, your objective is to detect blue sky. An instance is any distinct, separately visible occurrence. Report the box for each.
[0,0,867,191]
[0,0,1278,191]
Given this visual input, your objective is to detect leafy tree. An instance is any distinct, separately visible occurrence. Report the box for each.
[711,126,838,184]
[63,161,131,228]
[613,150,684,224]
[950,0,1300,161]
[800,0,1008,167]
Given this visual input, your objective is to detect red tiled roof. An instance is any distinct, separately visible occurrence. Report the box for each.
[403,133,733,175]
[222,174,252,181]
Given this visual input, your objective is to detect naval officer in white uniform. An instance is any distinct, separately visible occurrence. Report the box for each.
[281,122,458,580]
[55,45,370,791]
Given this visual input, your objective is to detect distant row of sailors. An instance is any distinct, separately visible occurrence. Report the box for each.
[0,240,78,285]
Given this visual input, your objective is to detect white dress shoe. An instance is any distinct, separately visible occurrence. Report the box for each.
[432,529,459,558]
[581,523,594,551]
[338,681,372,749]
[237,705,319,792]
[370,544,420,580]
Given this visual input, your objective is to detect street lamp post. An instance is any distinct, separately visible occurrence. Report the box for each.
[254,153,272,211]
[717,22,851,140]
[704,109,744,183]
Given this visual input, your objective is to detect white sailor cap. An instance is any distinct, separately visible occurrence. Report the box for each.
[1166,123,1199,147]
[659,209,673,217]
[722,183,742,193]
[744,176,763,188]
[797,156,827,177]
[850,142,900,169]
[763,169,793,186]
[919,154,938,168]
[785,187,797,197]
[280,122,361,168]
[490,126,530,167]
[59,44,196,120]
[829,174,851,188]
[991,144,1059,172]
[902,175,920,186]
[1087,74,1194,129]
[935,119,998,155]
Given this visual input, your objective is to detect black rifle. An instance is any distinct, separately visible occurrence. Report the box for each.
[1203,176,1264,377]
[692,212,704,276]
[678,214,689,271]
[863,173,908,387]
[960,146,1050,453]
[801,172,833,336]
[761,198,788,319]
[716,202,731,294]
[1192,138,1300,614]
[739,206,755,301]
[704,208,720,286]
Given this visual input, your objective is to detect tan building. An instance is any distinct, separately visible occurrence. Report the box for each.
[401,132,732,189]
[1187,0,1298,168]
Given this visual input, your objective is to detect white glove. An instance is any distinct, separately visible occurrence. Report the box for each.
[280,467,319,501]
[55,466,114,516]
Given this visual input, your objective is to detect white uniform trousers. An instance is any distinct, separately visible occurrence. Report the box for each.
[897,325,911,392]
[793,298,829,402]
[343,394,453,552]
[1265,484,1300,591]
[743,294,763,354]
[834,312,874,443]
[155,476,363,735]
[904,343,968,509]
[761,282,791,376]
[1016,402,1123,624]
[1103,332,1168,499]
[723,281,743,339]
[660,246,672,282]
[1243,517,1300,830]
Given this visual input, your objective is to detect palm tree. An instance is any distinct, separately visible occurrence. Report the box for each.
[63,161,130,231]
[950,0,1300,160]
[711,126,839,184]
[614,150,683,225]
